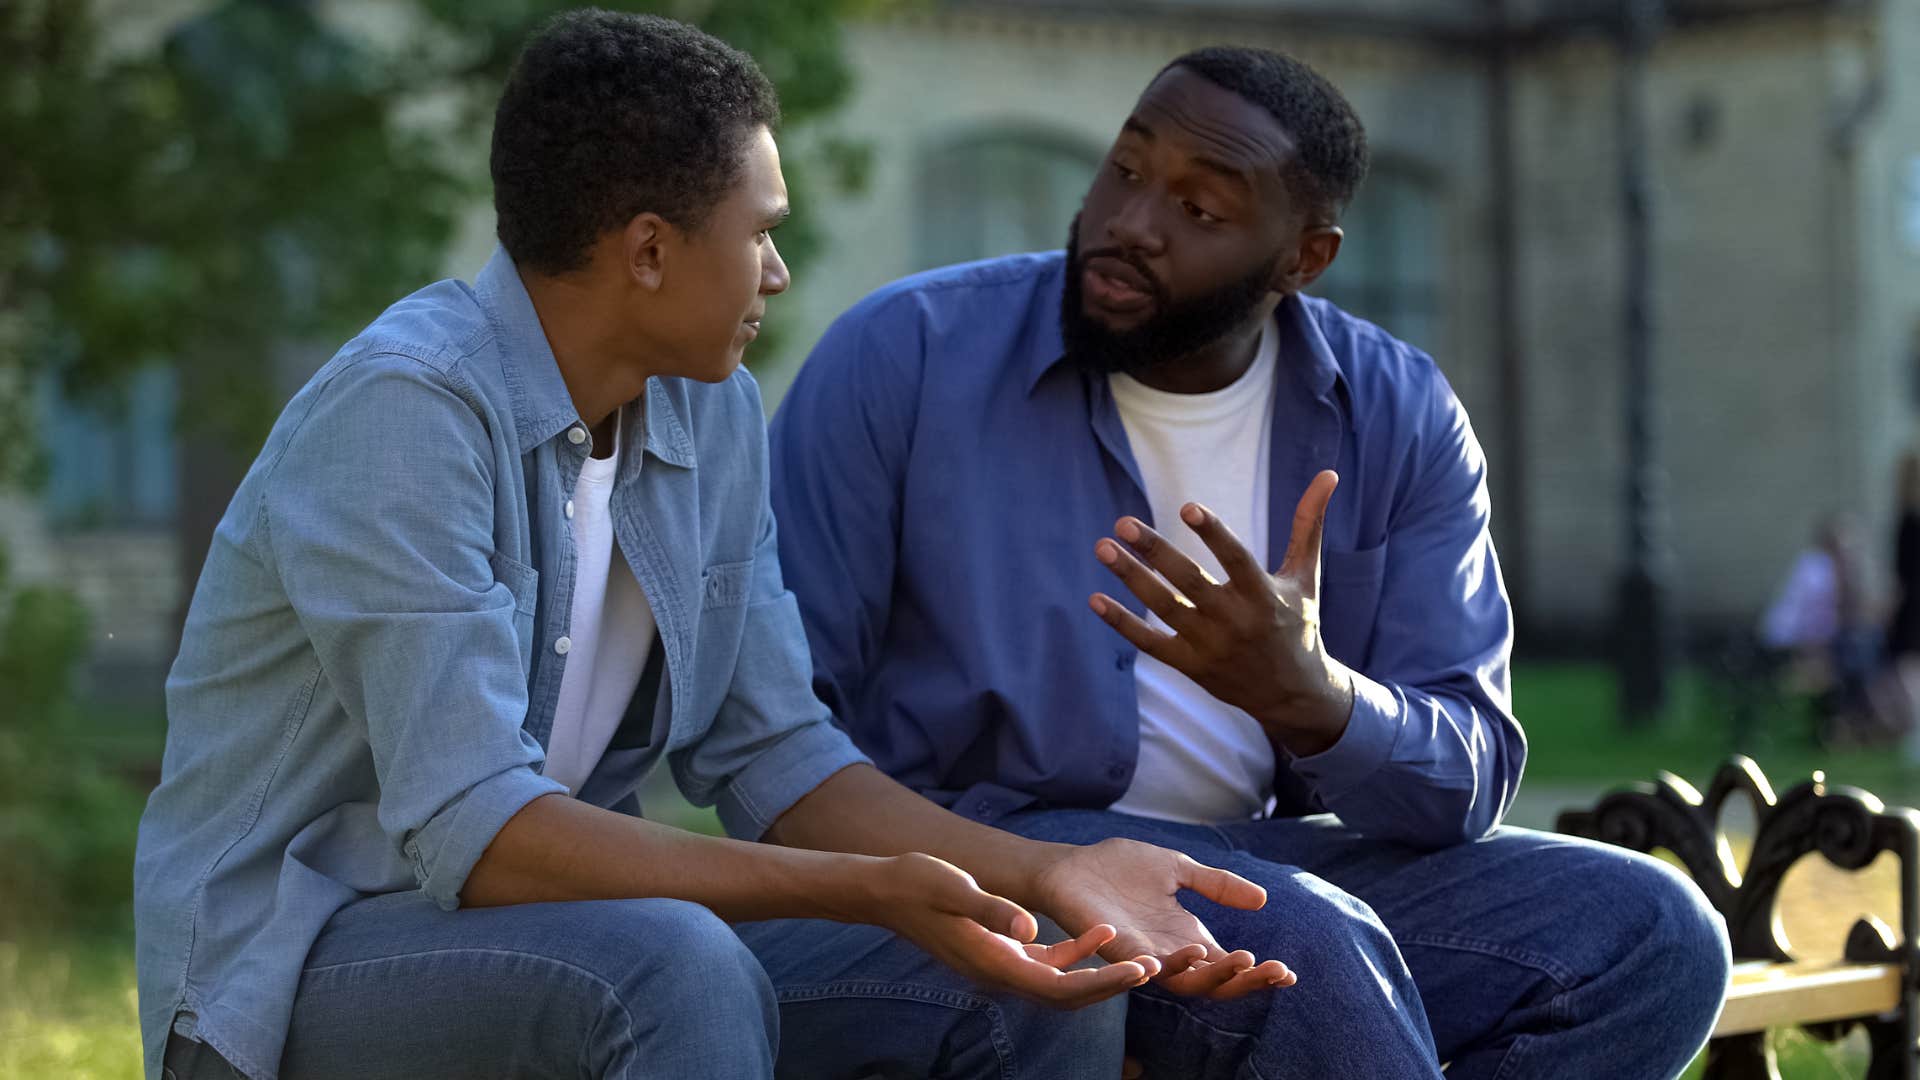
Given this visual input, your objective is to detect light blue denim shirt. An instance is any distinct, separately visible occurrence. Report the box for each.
[133,248,867,1080]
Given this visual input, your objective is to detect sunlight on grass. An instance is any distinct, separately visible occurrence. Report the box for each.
[0,935,143,1079]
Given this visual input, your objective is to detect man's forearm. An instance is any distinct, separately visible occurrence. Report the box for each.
[765,763,1071,908]
[463,790,888,920]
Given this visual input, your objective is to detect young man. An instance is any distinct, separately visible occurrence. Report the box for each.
[134,14,1291,1080]
[771,47,1733,1078]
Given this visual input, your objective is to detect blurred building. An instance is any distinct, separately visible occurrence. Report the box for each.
[19,0,1920,692]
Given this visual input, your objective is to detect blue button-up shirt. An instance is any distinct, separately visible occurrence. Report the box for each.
[769,252,1521,852]
[134,248,865,1080]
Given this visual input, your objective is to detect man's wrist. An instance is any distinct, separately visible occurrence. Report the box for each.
[1000,838,1080,913]
[1260,662,1357,758]
[812,851,896,925]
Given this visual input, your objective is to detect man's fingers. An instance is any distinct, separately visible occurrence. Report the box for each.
[1042,960,1155,1007]
[1095,540,1198,630]
[1156,951,1256,997]
[1153,942,1210,978]
[958,889,1039,943]
[1279,470,1339,583]
[1113,518,1214,601]
[1026,923,1119,968]
[1178,503,1267,591]
[1175,856,1268,911]
[1089,594,1182,664]
[991,949,1153,1008]
[1203,959,1296,1001]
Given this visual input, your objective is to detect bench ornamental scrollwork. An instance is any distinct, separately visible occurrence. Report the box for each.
[1556,756,1920,1079]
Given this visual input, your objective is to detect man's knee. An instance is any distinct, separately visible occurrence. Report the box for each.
[1639,856,1731,1004]
[1212,858,1400,966]
[1582,848,1732,1017]
[612,898,774,1008]
[583,899,777,1071]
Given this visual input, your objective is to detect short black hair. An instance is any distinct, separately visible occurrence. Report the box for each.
[491,9,780,275]
[1161,46,1369,222]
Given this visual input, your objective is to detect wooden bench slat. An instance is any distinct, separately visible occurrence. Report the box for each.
[1712,961,1904,1037]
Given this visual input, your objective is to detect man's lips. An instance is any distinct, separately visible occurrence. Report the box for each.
[1081,255,1157,314]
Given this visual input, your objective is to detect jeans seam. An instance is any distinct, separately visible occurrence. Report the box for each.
[1133,988,1262,1042]
[773,981,1017,1077]
[775,980,990,1010]
[1488,1033,1532,1080]
[301,946,640,1078]
[1395,931,1580,990]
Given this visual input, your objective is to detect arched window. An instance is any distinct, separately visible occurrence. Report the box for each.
[37,366,179,528]
[1311,162,1443,350]
[916,129,1102,270]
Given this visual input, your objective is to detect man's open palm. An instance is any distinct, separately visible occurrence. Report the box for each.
[1033,839,1295,1000]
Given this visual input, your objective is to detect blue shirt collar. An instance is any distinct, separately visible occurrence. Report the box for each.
[1022,274,1347,404]
[475,245,696,468]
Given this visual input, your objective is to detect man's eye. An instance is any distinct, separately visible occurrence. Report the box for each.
[1183,201,1222,224]
[1112,161,1142,183]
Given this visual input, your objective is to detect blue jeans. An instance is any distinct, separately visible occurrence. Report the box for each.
[242,889,1124,1079]
[992,810,1731,1080]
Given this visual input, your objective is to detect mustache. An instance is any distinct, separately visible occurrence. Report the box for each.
[1074,245,1170,306]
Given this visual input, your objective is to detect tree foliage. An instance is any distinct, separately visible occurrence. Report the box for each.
[2,0,878,468]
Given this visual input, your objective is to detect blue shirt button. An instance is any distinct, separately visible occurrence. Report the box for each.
[1107,763,1128,781]
[1115,652,1132,671]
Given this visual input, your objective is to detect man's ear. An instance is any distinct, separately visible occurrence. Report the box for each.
[1272,226,1344,293]
[623,212,671,291]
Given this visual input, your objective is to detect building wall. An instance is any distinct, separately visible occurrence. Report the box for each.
[1510,11,1887,629]
[758,5,1499,436]
[1856,0,1920,570]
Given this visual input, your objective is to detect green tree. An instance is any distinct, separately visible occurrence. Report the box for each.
[4,0,876,467]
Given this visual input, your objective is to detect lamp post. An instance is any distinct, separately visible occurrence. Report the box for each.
[1615,0,1673,728]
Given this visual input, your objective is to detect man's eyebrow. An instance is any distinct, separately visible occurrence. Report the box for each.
[1122,116,1255,192]
[1190,154,1254,192]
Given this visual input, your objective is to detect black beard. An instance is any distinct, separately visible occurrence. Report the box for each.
[1060,217,1279,379]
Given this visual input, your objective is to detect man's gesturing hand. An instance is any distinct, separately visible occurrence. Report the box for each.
[1090,469,1356,756]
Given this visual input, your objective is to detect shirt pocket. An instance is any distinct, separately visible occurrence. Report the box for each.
[1319,541,1387,666]
[700,559,754,610]
[490,550,540,669]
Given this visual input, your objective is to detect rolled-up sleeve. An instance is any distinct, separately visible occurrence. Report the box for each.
[669,375,871,840]
[1289,373,1525,850]
[261,353,564,910]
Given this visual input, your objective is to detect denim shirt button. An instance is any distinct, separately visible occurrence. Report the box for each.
[563,499,575,520]
[553,636,572,656]
[1107,763,1128,781]
[567,426,587,446]
[1114,651,1132,671]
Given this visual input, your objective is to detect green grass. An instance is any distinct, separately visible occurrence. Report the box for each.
[0,933,142,1080]
[1515,662,1920,803]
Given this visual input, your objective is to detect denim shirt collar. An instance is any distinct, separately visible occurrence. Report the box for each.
[475,245,697,469]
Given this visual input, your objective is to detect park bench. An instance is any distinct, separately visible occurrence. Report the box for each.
[1557,756,1920,1078]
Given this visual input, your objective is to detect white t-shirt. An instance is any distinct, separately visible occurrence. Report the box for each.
[1106,319,1279,825]
[544,410,659,795]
